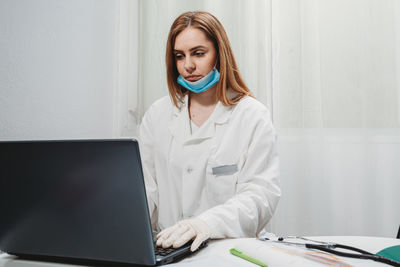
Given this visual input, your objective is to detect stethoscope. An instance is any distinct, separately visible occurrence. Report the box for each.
[257,236,400,266]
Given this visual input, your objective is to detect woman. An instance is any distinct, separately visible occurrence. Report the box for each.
[139,11,280,252]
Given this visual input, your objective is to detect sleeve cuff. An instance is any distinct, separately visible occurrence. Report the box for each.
[197,210,225,239]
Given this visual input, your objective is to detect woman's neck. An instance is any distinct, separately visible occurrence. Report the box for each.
[188,85,218,107]
[188,85,218,127]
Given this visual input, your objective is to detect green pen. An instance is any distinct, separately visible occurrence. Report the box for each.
[230,248,267,267]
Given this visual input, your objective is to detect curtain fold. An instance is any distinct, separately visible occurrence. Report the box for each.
[113,0,139,137]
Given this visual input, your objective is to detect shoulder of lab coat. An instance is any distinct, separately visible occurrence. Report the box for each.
[143,95,174,118]
[197,96,281,238]
[232,96,273,125]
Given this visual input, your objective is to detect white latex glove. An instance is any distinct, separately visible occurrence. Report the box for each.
[156,218,211,252]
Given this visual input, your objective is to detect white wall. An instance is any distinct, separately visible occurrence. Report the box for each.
[0,0,119,140]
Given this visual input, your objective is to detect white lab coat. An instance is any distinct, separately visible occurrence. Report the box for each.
[139,93,280,238]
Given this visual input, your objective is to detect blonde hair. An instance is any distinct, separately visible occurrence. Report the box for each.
[166,11,253,108]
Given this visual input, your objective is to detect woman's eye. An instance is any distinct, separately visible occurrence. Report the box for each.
[175,54,184,60]
[195,52,205,57]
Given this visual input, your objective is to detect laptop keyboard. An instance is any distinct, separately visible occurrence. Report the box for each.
[153,237,193,257]
[154,246,178,256]
[152,232,196,257]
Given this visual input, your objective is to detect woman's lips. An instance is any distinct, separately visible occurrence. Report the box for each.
[186,75,202,82]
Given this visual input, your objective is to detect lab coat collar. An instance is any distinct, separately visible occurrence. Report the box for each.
[169,94,233,143]
[169,94,191,142]
[212,101,232,125]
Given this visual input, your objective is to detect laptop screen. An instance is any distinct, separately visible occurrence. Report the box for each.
[0,139,156,265]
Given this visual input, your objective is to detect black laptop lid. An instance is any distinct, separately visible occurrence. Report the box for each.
[0,139,156,265]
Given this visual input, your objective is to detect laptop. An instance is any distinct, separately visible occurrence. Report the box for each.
[0,139,208,266]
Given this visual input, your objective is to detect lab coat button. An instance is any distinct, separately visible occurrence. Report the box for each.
[187,167,193,173]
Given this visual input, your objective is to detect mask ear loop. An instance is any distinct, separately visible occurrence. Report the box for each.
[213,60,219,71]
[214,51,220,71]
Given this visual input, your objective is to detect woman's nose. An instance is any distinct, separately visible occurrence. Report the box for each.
[184,56,195,73]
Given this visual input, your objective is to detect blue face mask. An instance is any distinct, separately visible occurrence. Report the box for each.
[177,68,220,93]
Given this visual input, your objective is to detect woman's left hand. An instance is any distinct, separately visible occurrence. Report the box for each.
[156,218,211,251]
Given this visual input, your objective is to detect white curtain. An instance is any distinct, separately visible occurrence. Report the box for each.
[115,0,400,238]
[270,0,400,237]
[113,0,140,137]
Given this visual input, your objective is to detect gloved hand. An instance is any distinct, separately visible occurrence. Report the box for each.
[156,218,211,252]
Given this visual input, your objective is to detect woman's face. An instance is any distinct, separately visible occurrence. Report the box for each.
[173,27,217,82]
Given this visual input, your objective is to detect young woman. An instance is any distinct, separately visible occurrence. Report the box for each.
[139,11,280,252]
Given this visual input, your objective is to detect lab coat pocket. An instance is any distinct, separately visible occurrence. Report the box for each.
[206,162,238,205]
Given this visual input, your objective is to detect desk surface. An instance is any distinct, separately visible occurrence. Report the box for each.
[1,236,399,267]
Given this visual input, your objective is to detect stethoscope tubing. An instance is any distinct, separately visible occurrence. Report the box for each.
[257,237,400,267]
[305,243,400,266]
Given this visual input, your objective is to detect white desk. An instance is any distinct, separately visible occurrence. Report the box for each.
[1,236,399,267]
